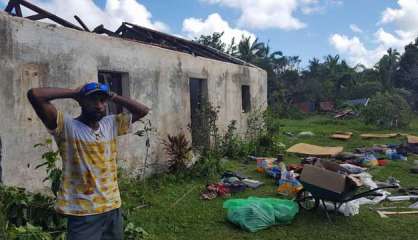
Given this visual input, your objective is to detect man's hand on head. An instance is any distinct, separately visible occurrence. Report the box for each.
[72,85,84,102]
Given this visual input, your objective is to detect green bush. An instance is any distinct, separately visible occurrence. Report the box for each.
[191,151,224,180]
[0,199,7,239]
[0,185,65,239]
[162,133,192,174]
[361,91,412,128]
[34,139,62,198]
[6,223,57,240]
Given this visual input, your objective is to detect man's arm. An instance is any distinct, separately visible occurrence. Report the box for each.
[111,94,150,123]
[27,88,78,130]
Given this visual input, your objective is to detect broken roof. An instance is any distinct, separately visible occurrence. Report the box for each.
[4,0,250,66]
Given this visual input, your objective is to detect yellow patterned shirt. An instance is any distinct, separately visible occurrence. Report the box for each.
[50,111,132,216]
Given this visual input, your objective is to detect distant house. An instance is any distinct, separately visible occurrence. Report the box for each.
[0,4,267,191]
[294,101,316,113]
[319,101,335,112]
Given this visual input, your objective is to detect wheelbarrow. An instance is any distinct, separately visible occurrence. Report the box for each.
[296,180,399,221]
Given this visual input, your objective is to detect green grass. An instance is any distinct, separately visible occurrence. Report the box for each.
[120,115,418,240]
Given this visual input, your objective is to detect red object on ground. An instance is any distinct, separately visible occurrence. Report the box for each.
[378,159,389,166]
[287,163,304,173]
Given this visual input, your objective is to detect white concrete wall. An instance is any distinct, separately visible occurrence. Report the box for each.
[0,12,267,192]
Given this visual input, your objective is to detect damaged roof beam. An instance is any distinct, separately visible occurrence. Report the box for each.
[4,0,84,31]
[74,15,90,32]
[26,13,46,21]
[14,1,22,17]
[92,24,117,36]
[4,0,15,13]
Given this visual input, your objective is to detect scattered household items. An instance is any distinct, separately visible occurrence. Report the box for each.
[360,133,399,139]
[386,149,407,161]
[287,143,344,157]
[344,98,370,107]
[201,184,230,200]
[318,199,361,217]
[339,164,366,174]
[241,130,418,221]
[376,210,418,218]
[221,177,248,193]
[330,132,353,140]
[223,197,299,232]
[378,159,389,166]
[256,157,276,174]
[201,171,264,200]
[387,196,418,202]
[297,162,398,220]
[409,201,418,209]
[276,163,303,197]
[407,135,418,144]
[241,179,264,189]
[301,156,321,165]
[334,109,355,119]
[297,131,315,137]
[376,177,401,188]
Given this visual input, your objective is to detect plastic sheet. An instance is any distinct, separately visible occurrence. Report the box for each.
[223,197,299,232]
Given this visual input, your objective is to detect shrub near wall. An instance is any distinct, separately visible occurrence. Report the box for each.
[361,91,412,128]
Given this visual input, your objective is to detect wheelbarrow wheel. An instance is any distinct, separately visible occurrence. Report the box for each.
[296,189,319,211]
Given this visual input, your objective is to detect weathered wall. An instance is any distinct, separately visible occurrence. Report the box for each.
[0,12,267,192]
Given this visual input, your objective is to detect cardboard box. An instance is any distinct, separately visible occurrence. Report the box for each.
[300,164,347,194]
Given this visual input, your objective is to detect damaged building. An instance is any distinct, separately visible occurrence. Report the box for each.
[0,0,267,191]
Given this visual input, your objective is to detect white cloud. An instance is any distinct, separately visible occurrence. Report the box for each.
[329,34,379,67]
[330,0,418,67]
[182,13,255,44]
[329,29,414,67]
[202,0,342,30]
[349,24,363,33]
[380,0,418,32]
[203,0,320,30]
[12,0,168,32]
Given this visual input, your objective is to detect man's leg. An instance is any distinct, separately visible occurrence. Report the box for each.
[102,208,124,240]
[67,213,107,240]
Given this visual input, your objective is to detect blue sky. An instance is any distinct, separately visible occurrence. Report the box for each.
[1,0,416,68]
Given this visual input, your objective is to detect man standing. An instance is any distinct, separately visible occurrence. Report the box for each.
[27,82,149,240]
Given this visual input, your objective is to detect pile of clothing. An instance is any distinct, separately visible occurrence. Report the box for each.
[200,171,264,200]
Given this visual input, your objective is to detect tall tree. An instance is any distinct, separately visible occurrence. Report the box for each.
[195,32,226,52]
[236,36,266,63]
[375,48,400,90]
[394,38,418,109]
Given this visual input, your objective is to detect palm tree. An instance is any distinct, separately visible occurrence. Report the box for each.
[236,36,266,63]
[376,48,400,90]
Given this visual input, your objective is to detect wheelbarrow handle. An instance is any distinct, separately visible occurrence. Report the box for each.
[343,185,399,203]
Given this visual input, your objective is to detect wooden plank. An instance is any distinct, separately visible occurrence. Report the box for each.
[14,2,22,17]
[16,0,83,31]
[74,15,90,32]
[26,13,46,20]
[4,0,16,13]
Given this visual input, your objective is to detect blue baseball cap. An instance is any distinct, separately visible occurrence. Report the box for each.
[80,82,110,96]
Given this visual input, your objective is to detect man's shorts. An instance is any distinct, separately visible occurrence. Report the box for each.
[66,208,123,240]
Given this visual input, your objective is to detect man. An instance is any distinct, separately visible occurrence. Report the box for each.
[27,82,149,240]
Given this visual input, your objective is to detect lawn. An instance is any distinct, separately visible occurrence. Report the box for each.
[120,115,418,240]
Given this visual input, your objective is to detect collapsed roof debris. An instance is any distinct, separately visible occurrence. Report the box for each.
[3,0,249,66]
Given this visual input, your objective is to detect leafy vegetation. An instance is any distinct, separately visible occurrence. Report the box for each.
[120,115,418,240]
[196,33,418,123]
[162,133,193,173]
[0,185,65,240]
[34,139,62,198]
[361,91,412,128]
